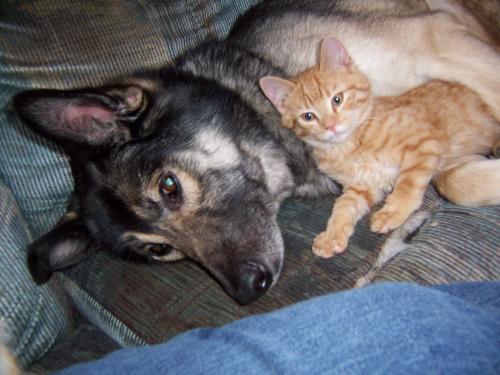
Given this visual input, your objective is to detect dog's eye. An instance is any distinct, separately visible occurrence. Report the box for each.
[161,175,177,194]
[145,243,173,257]
[159,173,182,207]
[332,93,343,106]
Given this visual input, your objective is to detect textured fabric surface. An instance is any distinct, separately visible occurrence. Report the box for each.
[28,323,120,375]
[0,182,73,368]
[373,200,500,284]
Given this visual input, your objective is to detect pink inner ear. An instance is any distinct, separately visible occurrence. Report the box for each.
[62,105,114,130]
[126,94,139,107]
[123,87,143,109]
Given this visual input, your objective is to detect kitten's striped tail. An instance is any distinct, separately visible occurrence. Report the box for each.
[435,154,500,207]
[494,139,500,159]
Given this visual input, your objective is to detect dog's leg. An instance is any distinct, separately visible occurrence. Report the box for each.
[354,9,500,119]
[414,11,500,121]
[337,9,499,112]
[424,0,497,44]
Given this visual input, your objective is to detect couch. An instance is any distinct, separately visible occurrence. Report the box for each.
[0,1,498,373]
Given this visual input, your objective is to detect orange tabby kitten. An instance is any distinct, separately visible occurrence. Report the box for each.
[260,37,500,258]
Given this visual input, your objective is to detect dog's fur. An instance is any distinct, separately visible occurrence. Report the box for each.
[14,0,500,304]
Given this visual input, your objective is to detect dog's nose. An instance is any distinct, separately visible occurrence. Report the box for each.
[235,261,273,305]
[250,263,273,292]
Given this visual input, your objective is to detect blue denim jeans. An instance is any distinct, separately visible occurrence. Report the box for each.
[57,282,500,375]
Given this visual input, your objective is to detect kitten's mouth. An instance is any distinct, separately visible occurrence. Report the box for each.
[321,127,350,143]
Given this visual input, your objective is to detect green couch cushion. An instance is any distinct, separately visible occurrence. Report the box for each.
[0,182,73,367]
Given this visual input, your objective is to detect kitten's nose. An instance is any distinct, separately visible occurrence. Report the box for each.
[326,123,337,132]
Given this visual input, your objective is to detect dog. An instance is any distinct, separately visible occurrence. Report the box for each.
[14,0,500,305]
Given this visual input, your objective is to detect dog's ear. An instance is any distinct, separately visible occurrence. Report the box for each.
[14,85,147,149]
[259,76,295,114]
[320,37,353,72]
[27,214,95,284]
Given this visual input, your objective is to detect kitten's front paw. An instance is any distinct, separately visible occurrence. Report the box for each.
[370,206,407,233]
[312,231,348,258]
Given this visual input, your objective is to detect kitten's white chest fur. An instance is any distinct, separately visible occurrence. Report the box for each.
[314,146,398,194]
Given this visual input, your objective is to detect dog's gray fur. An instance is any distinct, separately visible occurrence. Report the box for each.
[14,0,500,304]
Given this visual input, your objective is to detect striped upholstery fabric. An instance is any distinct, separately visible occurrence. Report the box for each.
[0,182,73,367]
[373,201,500,284]
[0,0,258,368]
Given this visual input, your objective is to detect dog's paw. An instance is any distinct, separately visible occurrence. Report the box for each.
[312,230,349,258]
[370,206,407,233]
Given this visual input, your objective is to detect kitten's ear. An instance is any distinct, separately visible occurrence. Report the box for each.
[320,37,353,72]
[259,76,295,114]
[27,214,96,284]
[14,85,147,151]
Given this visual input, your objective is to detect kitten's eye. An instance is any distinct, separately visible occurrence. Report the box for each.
[301,112,316,122]
[332,93,343,106]
[159,173,182,207]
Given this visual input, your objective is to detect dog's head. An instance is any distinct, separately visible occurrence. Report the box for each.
[14,74,294,305]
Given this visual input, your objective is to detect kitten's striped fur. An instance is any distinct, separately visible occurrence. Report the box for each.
[260,37,500,258]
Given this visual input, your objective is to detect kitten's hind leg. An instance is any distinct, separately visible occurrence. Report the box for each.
[435,156,500,207]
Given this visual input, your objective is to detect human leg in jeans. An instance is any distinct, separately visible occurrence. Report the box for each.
[56,282,500,375]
